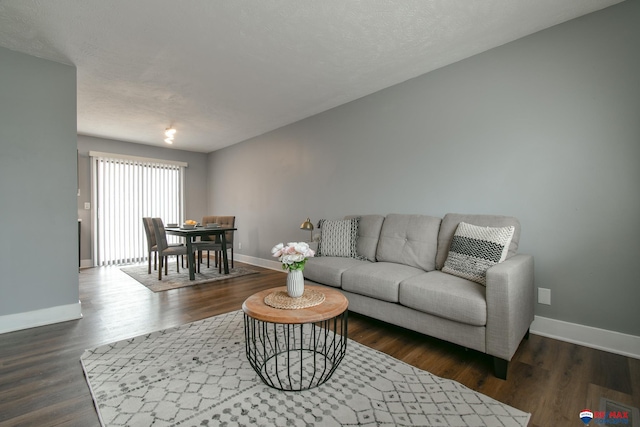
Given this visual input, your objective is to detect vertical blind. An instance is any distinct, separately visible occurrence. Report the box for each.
[90,151,187,266]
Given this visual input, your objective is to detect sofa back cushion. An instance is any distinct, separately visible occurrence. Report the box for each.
[345,214,385,261]
[375,214,441,271]
[435,213,521,270]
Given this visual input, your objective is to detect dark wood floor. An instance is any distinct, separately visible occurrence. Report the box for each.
[0,262,638,426]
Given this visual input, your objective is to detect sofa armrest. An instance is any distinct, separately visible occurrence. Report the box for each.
[485,254,535,361]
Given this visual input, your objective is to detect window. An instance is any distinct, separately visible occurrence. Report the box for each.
[90,151,186,266]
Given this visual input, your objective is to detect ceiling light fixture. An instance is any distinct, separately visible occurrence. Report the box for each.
[164,127,176,144]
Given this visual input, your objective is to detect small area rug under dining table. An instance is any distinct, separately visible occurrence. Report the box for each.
[80,310,531,426]
[119,264,258,292]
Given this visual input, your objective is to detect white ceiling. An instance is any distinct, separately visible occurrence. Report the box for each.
[0,0,624,153]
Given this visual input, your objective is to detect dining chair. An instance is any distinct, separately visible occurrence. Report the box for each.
[194,215,221,273]
[142,217,184,274]
[197,216,216,267]
[142,217,157,274]
[151,218,188,280]
[215,216,236,269]
[197,215,235,273]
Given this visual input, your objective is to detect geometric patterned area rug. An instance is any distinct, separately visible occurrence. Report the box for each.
[80,310,531,426]
[119,264,258,292]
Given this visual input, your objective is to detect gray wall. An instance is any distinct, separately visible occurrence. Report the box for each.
[77,135,209,263]
[208,1,640,336]
[0,46,78,316]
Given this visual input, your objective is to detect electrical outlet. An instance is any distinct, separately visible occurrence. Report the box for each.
[238,242,242,249]
[84,202,91,210]
[538,288,551,305]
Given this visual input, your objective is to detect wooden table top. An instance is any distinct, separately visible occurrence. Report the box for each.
[242,285,348,324]
[165,226,236,237]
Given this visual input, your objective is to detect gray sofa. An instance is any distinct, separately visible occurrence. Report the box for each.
[304,213,534,379]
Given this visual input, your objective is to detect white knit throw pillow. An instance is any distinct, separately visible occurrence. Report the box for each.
[442,222,515,285]
[317,218,360,258]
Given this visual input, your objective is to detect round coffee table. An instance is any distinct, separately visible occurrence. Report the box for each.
[242,285,348,391]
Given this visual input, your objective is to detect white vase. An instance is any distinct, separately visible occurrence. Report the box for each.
[286,269,305,298]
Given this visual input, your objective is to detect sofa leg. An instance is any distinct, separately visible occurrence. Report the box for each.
[493,357,508,380]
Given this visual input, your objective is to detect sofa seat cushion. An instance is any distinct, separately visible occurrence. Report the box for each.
[399,271,487,326]
[342,262,425,303]
[304,256,369,288]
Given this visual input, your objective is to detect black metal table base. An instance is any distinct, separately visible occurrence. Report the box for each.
[244,311,348,391]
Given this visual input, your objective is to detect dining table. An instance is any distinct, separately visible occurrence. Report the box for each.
[165,226,237,280]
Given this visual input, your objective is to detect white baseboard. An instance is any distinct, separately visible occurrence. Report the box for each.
[531,315,640,360]
[80,259,92,268]
[0,301,83,335]
[235,253,284,272]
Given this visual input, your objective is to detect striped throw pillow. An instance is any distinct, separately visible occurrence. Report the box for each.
[442,222,515,285]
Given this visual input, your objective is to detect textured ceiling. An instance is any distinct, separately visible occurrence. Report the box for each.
[0,0,624,153]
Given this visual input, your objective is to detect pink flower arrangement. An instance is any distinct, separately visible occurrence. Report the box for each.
[271,242,315,271]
